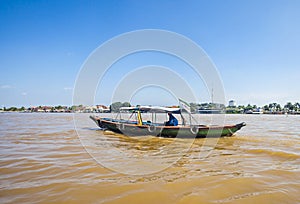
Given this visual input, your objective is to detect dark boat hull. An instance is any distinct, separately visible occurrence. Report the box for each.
[90,116,246,138]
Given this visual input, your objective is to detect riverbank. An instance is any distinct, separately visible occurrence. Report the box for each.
[1,110,300,115]
[1,101,300,115]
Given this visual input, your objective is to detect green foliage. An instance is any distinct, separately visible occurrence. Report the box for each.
[284,102,300,111]
[55,105,63,110]
[238,105,245,110]
[294,103,298,108]
[122,102,131,107]
[275,104,281,111]
[245,104,253,110]
[7,107,18,111]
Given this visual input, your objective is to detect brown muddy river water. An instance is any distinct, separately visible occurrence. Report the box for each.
[0,113,299,203]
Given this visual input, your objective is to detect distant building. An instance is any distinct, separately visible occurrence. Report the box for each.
[43,106,53,112]
[228,100,236,107]
[84,106,96,113]
[81,105,110,113]
[253,108,264,114]
[96,105,110,113]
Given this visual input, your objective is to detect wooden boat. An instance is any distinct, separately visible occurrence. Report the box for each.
[90,105,246,138]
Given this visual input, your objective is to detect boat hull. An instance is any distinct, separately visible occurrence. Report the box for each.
[90,116,246,138]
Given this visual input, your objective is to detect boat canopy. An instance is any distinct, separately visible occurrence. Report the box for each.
[119,106,181,114]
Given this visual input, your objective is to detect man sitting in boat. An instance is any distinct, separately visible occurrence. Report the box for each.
[165,112,178,126]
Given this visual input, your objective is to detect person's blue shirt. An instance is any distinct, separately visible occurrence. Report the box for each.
[166,113,178,126]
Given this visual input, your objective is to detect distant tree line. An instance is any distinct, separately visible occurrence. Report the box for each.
[3,106,26,112]
[1,101,300,114]
[226,102,300,114]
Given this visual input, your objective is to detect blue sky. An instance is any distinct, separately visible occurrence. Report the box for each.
[0,0,299,107]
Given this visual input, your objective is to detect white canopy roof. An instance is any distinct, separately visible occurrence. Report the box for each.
[120,106,180,113]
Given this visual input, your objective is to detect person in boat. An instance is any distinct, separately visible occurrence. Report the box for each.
[165,112,178,126]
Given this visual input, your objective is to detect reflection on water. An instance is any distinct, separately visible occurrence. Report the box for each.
[0,113,299,203]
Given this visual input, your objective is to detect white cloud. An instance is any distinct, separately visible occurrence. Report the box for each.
[21,92,27,96]
[64,87,73,91]
[1,85,12,89]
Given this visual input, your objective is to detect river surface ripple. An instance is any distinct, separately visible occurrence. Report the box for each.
[0,113,299,204]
